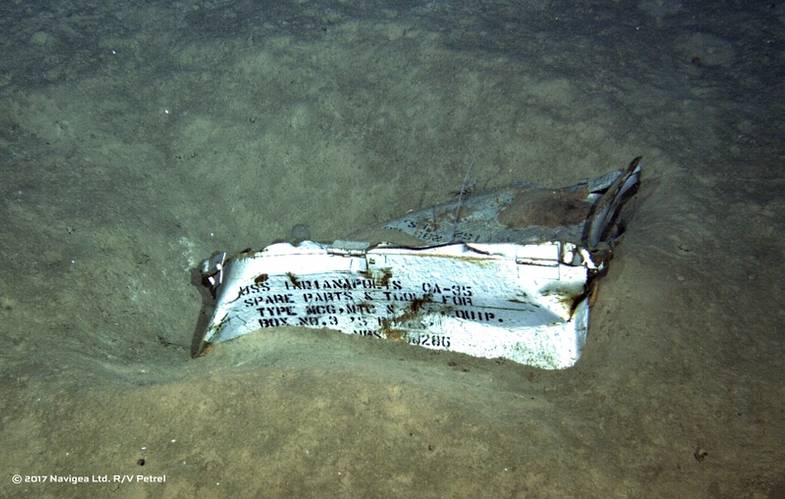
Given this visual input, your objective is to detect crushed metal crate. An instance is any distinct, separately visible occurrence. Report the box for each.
[194,158,641,369]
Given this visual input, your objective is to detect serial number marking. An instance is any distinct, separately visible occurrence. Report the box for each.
[408,334,451,348]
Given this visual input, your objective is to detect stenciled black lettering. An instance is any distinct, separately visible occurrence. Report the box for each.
[256,306,297,317]
[454,309,495,321]
[284,279,319,290]
[344,303,375,314]
[302,291,353,303]
[304,304,337,315]
[298,316,321,326]
[239,282,270,296]
[258,317,290,328]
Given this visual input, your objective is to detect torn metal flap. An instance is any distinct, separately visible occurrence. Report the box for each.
[383,157,641,251]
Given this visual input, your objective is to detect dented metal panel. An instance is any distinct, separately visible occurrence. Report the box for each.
[194,158,642,369]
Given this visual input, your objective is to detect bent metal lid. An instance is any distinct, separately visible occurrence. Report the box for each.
[194,158,641,369]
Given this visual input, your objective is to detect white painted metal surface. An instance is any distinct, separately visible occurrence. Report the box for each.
[199,241,592,369]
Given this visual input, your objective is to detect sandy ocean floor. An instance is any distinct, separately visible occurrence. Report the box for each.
[1,0,784,497]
